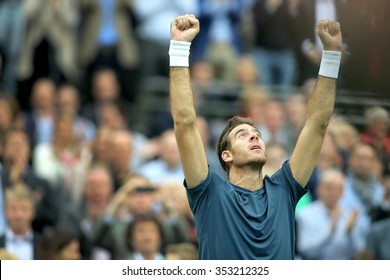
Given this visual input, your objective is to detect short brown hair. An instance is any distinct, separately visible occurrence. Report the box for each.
[216,116,256,175]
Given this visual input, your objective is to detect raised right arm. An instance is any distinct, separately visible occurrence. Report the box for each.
[169,15,208,188]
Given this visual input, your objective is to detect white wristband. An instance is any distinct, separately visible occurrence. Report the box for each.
[169,40,191,67]
[318,50,342,79]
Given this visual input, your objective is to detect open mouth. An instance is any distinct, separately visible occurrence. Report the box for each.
[250,145,261,150]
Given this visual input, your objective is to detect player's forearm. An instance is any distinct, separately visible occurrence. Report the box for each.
[305,76,336,132]
[170,67,197,126]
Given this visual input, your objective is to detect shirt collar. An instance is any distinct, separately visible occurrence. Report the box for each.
[6,228,33,242]
[132,252,165,260]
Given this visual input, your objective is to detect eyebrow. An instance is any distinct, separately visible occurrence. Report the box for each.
[234,128,262,138]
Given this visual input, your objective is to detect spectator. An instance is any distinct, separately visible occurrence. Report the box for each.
[1,128,59,233]
[296,168,369,259]
[90,126,113,166]
[360,106,390,176]
[328,116,360,172]
[23,78,57,148]
[56,164,121,260]
[137,129,184,187]
[236,54,259,88]
[80,68,133,128]
[105,175,190,251]
[108,129,135,192]
[341,143,385,223]
[32,112,91,204]
[79,0,140,103]
[0,183,42,260]
[283,92,307,149]
[56,83,96,146]
[251,0,300,87]
[259,98,294,153]
[196,116,227,179]
[239,85,271,128]
[18,0,79,89]
[132,0,197,78]
[124,214,166,260]
[262,141,288,176]
[191,0,250,82]
[36,228,80,260]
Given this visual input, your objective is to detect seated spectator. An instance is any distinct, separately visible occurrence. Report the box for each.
[360,106,390,175]
[105,176,190,250]
[262,141,288,177]
[56,164,121,260]
[137,129,184,187]
[328,116,360,172]
[79,0,140,103]
[157,182,197,246]
[196,116,226,179]
[107,129,136,192]
[33,112,91,204]
[1,128,59,233]
[283,93,307,151]
[296,168,369,259]
[105,175,157,223]
[0,183,42,260]
[124,214,166,260]
[56,83,96,146]
[239,85,271,129]
[81,68,133,128]
[36,228,80,260]
[23,78,57,148]
[90,126,113,165]
[341,143,385,221]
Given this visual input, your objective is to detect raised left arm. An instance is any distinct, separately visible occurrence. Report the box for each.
[290,20,342,187]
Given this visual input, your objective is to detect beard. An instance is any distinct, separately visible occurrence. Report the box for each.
[234,154,267,171]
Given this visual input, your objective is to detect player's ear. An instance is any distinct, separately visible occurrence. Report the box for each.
[221,150,232,164]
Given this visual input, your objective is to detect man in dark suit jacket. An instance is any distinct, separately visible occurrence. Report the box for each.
[1,128,59,233]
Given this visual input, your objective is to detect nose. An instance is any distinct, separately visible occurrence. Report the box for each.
[250,133,259,141]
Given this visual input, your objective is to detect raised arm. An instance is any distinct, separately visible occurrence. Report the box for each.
[290,20,342,187]
[169,15,208,188]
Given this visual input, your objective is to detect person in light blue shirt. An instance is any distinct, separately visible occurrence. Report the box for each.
[296,168,369,259]
[169,14,343,259]
[0,183,41,260]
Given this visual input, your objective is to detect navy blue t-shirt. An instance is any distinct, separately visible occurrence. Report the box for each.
[186,160,307,260]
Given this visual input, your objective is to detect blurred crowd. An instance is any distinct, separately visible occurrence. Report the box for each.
[0,0,389,260]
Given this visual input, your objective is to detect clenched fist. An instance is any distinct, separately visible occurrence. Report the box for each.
[316,20,342,51]
[171,14,200,42]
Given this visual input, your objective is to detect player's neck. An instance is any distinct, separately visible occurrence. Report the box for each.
[229,166,264,191]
